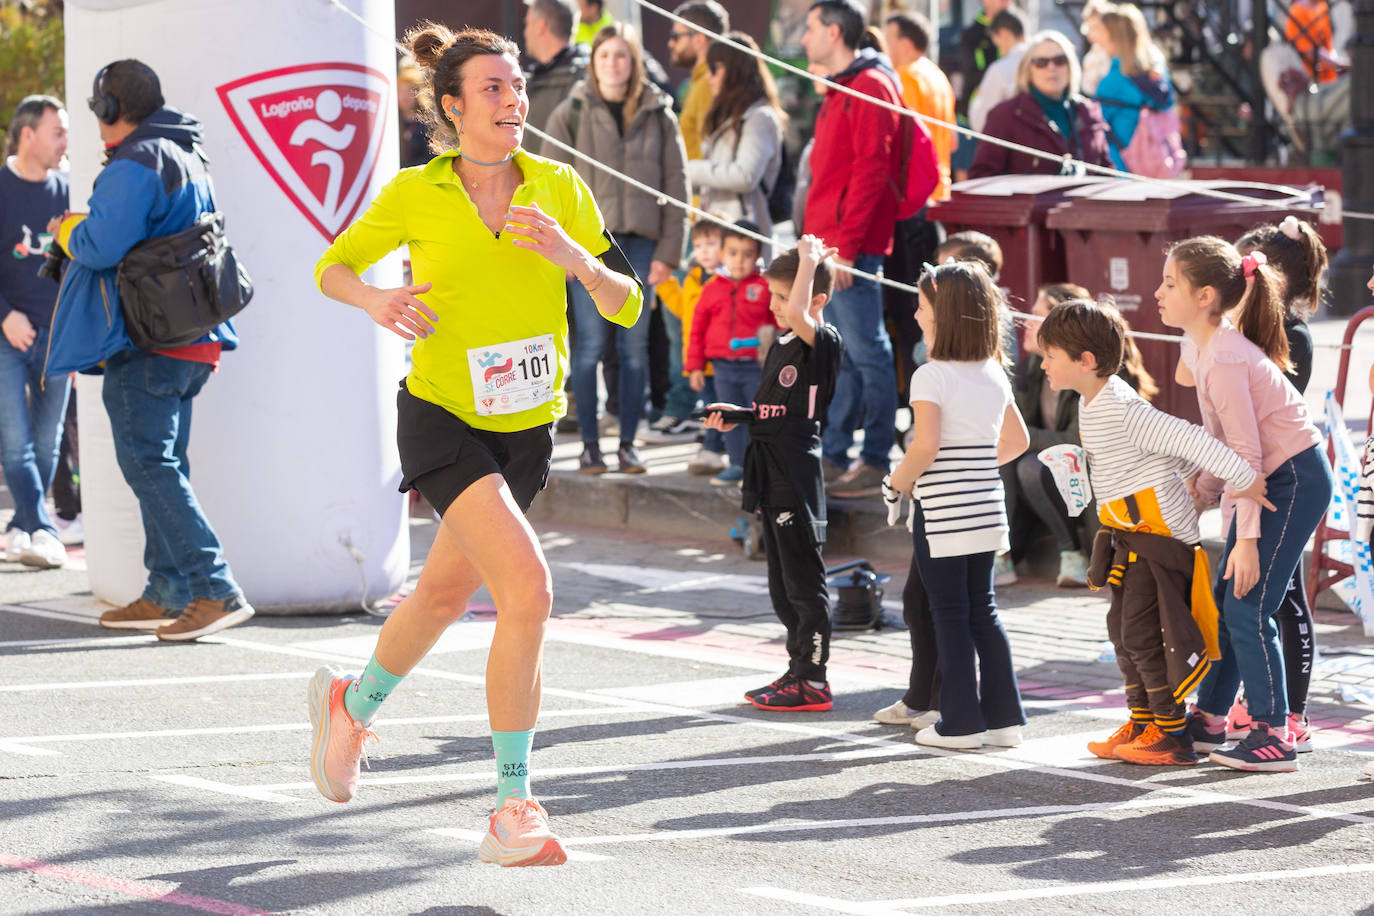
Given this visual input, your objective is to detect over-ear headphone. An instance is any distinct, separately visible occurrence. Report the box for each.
[88,64,120,125]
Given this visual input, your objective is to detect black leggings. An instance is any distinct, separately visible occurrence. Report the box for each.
[901,552,942,711]
[1276,565,1315,717]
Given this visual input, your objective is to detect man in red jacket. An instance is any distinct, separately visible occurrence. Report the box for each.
[801,0,908,498]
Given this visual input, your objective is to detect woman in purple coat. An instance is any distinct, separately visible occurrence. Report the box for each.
[969,30,1113,178]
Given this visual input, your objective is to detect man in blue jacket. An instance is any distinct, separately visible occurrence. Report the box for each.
[47,59,252,641]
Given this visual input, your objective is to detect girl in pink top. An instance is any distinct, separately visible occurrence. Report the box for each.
[1156,235,1331,773]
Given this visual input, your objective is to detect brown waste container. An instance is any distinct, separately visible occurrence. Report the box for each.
[927,174,1111,314]
[1045,179,1319,423]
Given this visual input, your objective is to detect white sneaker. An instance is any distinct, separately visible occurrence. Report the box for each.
[874,700,923,725]
[54,516,83,543]
[4,529,31,561]
[984,725,1024,747]
[910,709,941,730]
[1056,550,1088,588]
[54,515,84,547]
[993,552,1018,586]
[686,446,726,476]
[914,725,984,749]
[19,529,67,569]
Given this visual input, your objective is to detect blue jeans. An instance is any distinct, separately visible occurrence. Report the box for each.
[822,253,896,469]
[660,306,696,421]
[711,358,760,469]
[570,233,656,447]
[1195,445,1333,727]
[102,350,241,609]
[0,326,71,535]
[911,499,1025,736]
[700,375,723,454]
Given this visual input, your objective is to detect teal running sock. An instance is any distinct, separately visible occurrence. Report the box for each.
[343,655,404,725]
[492,729,535,805]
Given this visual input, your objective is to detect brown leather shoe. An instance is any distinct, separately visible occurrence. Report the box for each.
[156,595,255,642]
[99,598,177,630]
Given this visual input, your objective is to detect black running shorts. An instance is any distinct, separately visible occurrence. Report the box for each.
[396,381,554,518]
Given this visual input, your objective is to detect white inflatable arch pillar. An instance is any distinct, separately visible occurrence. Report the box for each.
[64,0,408,613]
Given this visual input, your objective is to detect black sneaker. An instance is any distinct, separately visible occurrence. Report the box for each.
[752,678,833,711]
[744,672,794,702]
[1186,707,1227,753]
[1209,722,1298,772]
[617,445,647,474]
[578,444,606,475]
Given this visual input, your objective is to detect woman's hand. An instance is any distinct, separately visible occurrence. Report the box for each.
[363,282,438,341]
[504,203,587,273]
[1223,537,1261,599]
[689,370,705,392]
[647,261,673,286]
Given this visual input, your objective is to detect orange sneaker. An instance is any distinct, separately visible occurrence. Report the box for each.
[1113,723,1198,765]
[478,797,568,867]
[1087,721,1144,759]
[307,666,377,802]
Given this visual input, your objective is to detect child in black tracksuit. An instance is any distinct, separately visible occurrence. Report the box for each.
[702,236,844,711]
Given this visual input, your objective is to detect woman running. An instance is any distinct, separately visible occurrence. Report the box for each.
[307,24,643,867]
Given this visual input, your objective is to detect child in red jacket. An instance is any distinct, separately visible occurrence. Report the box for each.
[687,222,773,486]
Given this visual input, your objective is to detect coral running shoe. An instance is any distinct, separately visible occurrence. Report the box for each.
[478,798,568,867]
[1087,721,1144,759]
[1112,724,1198,765]
[1185,707,1227,753]
[751,678,832,711]
[1288,713,1313,752]
[1226,698,1254,740]
[1209,722,1298,772]
[307,666,377,802]
[744,672,793,702]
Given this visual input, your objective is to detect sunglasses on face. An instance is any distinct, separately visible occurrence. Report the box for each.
[669,30,692,41]
[1030,55,1070,69]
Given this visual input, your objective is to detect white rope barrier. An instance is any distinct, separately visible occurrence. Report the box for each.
[324,0,1359,350]
[632,0,1374,222]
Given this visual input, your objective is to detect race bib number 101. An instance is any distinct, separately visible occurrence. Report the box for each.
[468,334,556,416]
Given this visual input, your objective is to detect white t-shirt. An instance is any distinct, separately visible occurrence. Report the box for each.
[909,359,1013,558]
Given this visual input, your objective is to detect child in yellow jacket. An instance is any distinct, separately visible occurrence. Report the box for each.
[650,220,726,473]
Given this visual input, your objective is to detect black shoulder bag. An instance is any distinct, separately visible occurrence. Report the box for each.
[116,211,253,350]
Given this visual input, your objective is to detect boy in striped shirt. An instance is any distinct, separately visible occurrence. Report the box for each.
[1037,300,1271,765]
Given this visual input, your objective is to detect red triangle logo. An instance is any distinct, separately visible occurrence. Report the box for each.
[217,63,391,241]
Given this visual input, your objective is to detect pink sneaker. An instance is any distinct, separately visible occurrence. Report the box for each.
[307,666,377,803]
[1287,713,1313,752]
[1226,698,1253,740]
[477,797,568,867]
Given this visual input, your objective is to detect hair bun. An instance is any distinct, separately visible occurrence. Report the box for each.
[406,21,457,70]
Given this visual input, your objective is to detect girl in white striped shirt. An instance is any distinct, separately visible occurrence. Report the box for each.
[887,261,1031,750]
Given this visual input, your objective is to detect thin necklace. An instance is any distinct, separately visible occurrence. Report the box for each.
[458,148,516,186]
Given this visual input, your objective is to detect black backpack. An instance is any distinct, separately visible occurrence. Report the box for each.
[116,212,253,350]
[765,142,796,226]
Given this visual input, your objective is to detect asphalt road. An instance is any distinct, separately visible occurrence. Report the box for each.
[3,523,1374,915]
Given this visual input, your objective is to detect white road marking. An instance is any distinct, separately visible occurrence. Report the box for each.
[162,636,1374,829]
[0,605,112,627]
[3,707,636,751]
[437,795,1201,849]
[429,828,609,862]
[0,634,154,649]
[745,861,1374,911]
[0,671,313,693]
[147,774,303,804]
[249,745,915,792]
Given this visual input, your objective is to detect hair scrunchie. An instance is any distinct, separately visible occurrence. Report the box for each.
[1241,250,1268,279]
[1279,214,1303,240]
